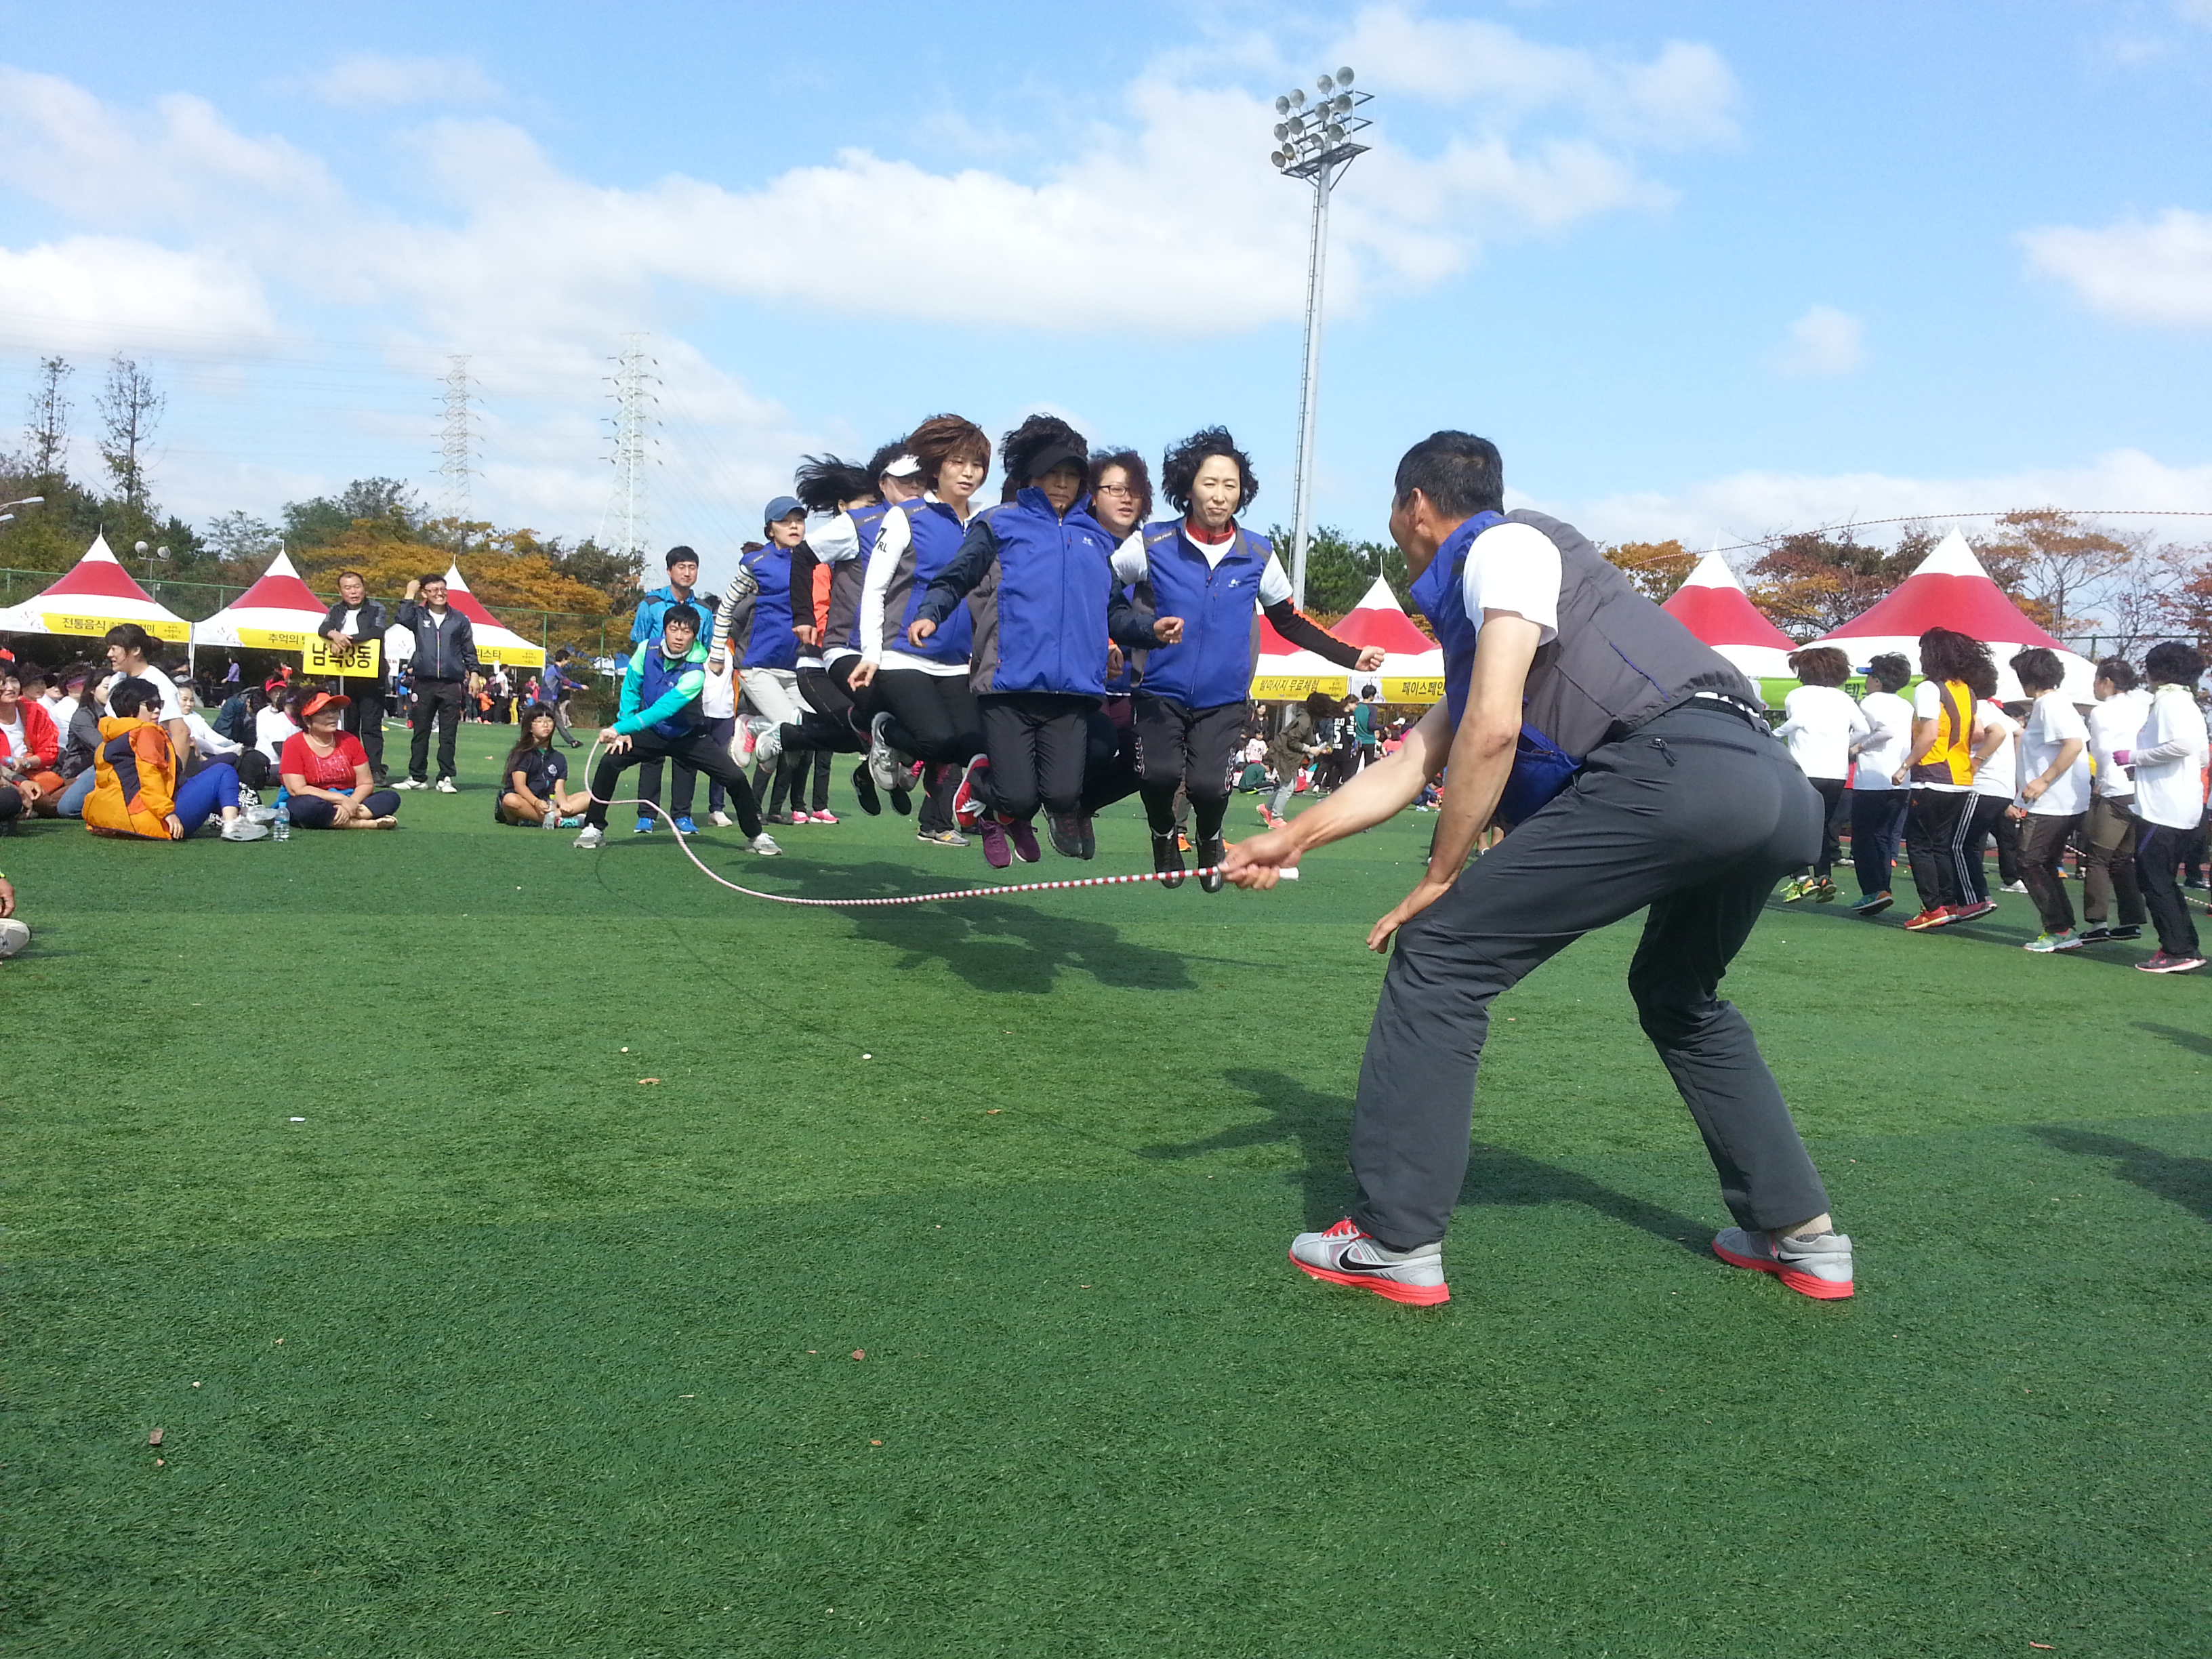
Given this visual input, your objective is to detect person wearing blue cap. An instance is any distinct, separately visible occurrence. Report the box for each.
[712,497,811,821]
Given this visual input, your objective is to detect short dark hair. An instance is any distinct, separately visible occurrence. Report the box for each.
[1000,413,1088,488]
[336,569,366,585]
[1866,652,1912,693]
[907,413,992,490]
[103,622,156,657]
[1088,448,1153,520]
[1918,627,1992,689]
[1788,646,1851,687]
[1161,426,1257,515]
[108,675,159,718]
[665,546,698,570]
[2095,655,2137,691]
[1393,431,1504,519]
[2009,647,2064,694]
[418,571,447,589]
[2145,640,2205,684]
[663,604,701,634]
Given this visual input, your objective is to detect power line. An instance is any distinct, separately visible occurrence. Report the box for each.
[600,335,657,560]
[436,354,478,528]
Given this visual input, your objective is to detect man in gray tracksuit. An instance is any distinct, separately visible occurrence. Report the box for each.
[1225,430,1853,1307]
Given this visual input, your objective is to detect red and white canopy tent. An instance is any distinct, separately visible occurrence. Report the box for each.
[1661,548,1797,684]
[1329,576,1443,704]
[434,562,544,670]
[1249,615,1349,700]
[192,550,329,657]
[0,532,191,644]
[1813,529,2095,700]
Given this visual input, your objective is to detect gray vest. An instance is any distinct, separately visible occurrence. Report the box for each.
[1509,510,1759,757]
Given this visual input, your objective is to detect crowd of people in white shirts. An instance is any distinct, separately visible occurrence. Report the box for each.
[1769,627,2210,974]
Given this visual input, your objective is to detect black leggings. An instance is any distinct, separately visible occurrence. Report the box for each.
[1133,694,1246,842]
[876,669,981,831]
[1081,697,1142,814]
[1799,776,1847,878]
[979,691,1095,821]
[1962,792,2011,903]
[289,788,402,827]
[795,667,866,750]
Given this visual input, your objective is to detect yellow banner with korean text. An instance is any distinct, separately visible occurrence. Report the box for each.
[303,636,383,678]
[41,611,188,643]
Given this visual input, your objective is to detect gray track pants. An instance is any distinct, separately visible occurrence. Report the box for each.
[1349,701,1833,1248]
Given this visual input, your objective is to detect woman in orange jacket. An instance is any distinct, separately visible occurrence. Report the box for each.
[84,677,267,843]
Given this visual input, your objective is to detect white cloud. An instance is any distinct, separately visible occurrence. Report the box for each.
[308,54,504,110]
[0,236,282,352]
[1330,9,1740,148]
[1562,447,2212,550]
[2021,207,2212,327]
[1772,304,1864,376]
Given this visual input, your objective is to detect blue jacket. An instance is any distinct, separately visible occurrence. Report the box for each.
[630,584,715,647]
[915,488,1117,697]
[733,545,798,671]
[880,498,975,666]
[829,501,893,655]
[1115,521,1273,710]
[614,639,710,740]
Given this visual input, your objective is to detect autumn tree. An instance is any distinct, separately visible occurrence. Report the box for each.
[1969,510,2139,635]
[1603,539,1696,602]
[1746,533,1919,641]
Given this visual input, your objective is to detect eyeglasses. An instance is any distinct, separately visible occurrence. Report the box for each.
[1094,483,1138,497]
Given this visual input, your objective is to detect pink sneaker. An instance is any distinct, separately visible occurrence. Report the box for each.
[810,810,839,824]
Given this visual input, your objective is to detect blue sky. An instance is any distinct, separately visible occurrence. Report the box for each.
[4,1,2212,598]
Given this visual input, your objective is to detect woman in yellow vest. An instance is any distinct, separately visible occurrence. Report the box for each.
[1896,628,1998,930]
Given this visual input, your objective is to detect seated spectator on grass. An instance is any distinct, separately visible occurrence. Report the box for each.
[102,623,192,759]
[84,677,265,843]
[280,691,400,830]
[254,677,301,766]
[178,684,273,794]
[0,666,65,815]
[497,703,590,826]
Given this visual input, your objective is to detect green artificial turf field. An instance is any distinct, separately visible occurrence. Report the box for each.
[5,731,2209,1657]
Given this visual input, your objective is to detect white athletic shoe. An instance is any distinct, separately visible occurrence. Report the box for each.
[573,825,605,849]
[708,809,733,827]
[0,918,28,960]
[394,778,428,790]
[221,817,271,842]
[434,777,458,794]
[752,720,783,775]
[729,722,757,767]
[1289,1218,1450,1307]
[867,712,903,792]
[749,832,783,857]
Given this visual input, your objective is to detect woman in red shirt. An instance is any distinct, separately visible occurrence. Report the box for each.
[280,691,402,829]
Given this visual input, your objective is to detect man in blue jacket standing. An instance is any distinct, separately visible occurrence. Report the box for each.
[393,572,478,792]
[574,604,777,856]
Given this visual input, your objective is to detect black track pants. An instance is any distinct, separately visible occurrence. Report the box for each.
[978,691,1095,821]
[586,728,760,837]
[1905,788,1972,912]
[1349,703,1830,1249]
[1132,694,1245,841]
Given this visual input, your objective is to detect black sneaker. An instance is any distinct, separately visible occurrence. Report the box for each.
[888,781,912,816]
[1152,831,1185,889]
[1077,813,1097,860]
[1198,835,1227,893]
[2081,924,2143,943]
[851,762,882,817]
[1046,811,1084,859]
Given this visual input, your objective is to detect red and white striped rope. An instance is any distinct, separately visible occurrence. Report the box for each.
[583,739,1295,906]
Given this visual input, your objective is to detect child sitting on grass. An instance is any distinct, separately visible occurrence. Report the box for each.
[497,703,591,827]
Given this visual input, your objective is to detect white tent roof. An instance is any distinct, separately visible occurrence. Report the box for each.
[192,550,329,651]
[0,532,191,642]
[439,563,544,668]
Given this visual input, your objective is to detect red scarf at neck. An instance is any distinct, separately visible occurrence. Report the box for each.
[1184,518,1234,547]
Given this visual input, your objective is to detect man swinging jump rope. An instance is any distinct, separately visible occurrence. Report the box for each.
[1223,431,1853,1307]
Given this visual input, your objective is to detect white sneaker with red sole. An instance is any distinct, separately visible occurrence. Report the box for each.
[1289,1218,1450,1306]
[953,754,991,829]
[1711,1226,1855,1299]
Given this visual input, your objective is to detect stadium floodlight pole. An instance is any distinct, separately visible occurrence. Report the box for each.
[0,496,43,511]
[1271,67,1372,606]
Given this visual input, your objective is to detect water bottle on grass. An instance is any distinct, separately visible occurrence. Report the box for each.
[273,800,290,842]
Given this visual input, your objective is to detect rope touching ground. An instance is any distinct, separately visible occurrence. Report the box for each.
[581,737,1296,907]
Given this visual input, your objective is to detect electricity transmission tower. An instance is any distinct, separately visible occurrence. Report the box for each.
[601,334,658,560]
[436,354,478,543]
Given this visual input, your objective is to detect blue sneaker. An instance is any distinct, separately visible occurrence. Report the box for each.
[632,815,656,835]
[672,815,698,835]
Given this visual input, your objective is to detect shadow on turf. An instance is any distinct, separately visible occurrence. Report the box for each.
[2034,1126,2212,1225]
[743,861,1200,994]
[1141,1068,1711,1252]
